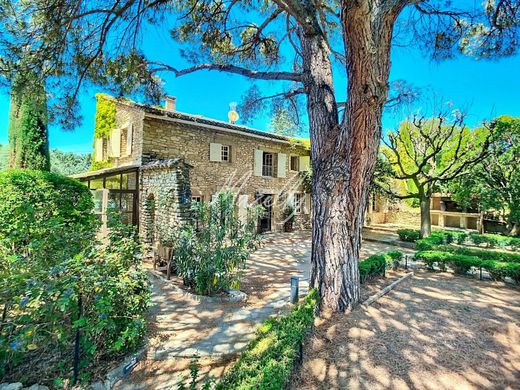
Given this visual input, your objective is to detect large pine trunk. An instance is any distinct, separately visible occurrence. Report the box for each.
[302,2,402,311]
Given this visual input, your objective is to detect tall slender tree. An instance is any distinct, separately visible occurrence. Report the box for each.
[8,70,50,171]
[4,0,518,310]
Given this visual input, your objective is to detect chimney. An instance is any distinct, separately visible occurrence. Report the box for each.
[164,95,176,112]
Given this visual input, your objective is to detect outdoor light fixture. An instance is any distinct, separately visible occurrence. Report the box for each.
[228,102,239,124]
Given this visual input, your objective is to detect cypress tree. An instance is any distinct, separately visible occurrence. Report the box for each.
[8,71,50,171]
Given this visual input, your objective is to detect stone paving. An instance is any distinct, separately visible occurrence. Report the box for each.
[145,230,415,360]
[114,230,416,389]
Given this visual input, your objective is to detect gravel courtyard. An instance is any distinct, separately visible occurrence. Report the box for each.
[292,271,520,390]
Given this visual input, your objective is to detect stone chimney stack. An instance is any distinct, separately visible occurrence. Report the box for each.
[164,96,176,112]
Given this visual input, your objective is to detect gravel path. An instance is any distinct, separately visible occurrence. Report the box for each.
[292,271,520,390]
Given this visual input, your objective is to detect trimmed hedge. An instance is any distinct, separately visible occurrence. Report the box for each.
[397,229,421,242]
[415,250,520,283]
[436,245,520,264]
[416,230,520,252]
[359,254,386,283]
[216,289,319,390]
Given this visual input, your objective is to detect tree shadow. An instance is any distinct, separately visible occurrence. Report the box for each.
[293,271,520,389]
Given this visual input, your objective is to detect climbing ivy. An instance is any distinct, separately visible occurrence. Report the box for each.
[8,71,50,171]
[94,94,116,139]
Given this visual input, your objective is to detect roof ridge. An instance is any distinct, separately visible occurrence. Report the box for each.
[99,93,310,147]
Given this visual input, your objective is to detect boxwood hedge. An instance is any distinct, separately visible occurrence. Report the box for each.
[216,289,319,390]
[415,250,520,283]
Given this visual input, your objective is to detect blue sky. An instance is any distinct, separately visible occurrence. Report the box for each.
[1,16,519,153]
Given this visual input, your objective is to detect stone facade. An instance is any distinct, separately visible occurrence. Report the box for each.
[140,159,193,243]
[87,96,311,233]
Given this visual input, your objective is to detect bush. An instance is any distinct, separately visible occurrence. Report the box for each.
[386,250,403,271]
[397,229,420,242]
[171,191,262,296]
[415,251,480,273]
[456,232,468,245]
[437,245,520,263]
[216,289,319,390]
[0,172,150,385]
[465,232,520,251]
[359,254,386,283]
[415,250,520,283]
[0,169,97,265]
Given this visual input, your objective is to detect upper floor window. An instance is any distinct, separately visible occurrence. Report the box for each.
[262,152,274,177]
[192,196,203,203]
[221,145,230,162]
[290,156,299,171]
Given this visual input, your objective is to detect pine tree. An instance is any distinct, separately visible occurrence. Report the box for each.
[8,71,50,171]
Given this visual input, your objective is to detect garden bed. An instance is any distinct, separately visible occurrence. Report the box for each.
[149,269,248,303]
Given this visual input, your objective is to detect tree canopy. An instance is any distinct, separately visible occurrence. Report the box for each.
[379,113,490,236]
[450,115,520,235]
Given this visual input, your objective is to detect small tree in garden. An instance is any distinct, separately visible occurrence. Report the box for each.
[450,116,520,236]
[172,191,261,296]
[379,114,490,237]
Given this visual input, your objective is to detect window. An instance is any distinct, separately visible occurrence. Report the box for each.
[192,196,203,203]
[290,156,299,171]
[294,193,303,214]
[262,152,274,177]
[221,145,230,162]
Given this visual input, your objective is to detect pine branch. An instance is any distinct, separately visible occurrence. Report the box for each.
[149,62,304,82]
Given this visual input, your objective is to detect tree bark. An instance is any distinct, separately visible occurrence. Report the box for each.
[420,195,432,237]
[304,1,403,311]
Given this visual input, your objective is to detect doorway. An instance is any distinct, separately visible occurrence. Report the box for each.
[257,194,273,233]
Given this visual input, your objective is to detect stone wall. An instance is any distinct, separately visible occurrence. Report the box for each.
[139,160,192,244]
[111,100,145,167]
[140,117,311,231]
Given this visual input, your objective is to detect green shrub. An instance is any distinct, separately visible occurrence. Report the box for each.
[386,250,403,271]
[0,169,97,265]
[466,232,520,250]
[437,245,520,263]
[0,172,150,384]
[416,238,434,251]
[216,289,319,390]
[416,250,520,283]
[415,251,480,274]
[359,254,386,282]
[397,229,420,242]
[456,232,468,245]
[169,190,262,296]
[469,232,487,246]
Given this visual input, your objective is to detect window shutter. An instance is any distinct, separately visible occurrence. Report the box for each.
[304,194,311,214]
[277,153,287,178]
[95,138,104,162]
[299,155,310,171]
[110,128,121,157]
[254,149,263,176]
[210,143,222,162]
[238,194,249,223]
[125,123,133,156]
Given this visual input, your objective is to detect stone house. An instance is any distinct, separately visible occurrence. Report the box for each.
[73,94,311,240]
